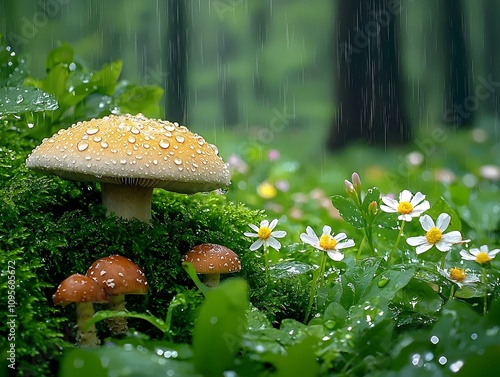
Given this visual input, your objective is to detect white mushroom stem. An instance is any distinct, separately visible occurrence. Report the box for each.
[75,302,100,347]
[202,274,221,288]
[101,183,154,222]
[106,294,128,335]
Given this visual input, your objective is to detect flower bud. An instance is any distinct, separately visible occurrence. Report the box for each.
[368,201,378,217]
[351,172,362,194]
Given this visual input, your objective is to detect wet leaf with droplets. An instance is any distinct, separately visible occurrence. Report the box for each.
[0,86,59,115]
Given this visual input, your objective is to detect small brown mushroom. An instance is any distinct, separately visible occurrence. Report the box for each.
[183,243,241,287]
[86,254,148,335]
[53,273,109,347]
[25,113,231,222]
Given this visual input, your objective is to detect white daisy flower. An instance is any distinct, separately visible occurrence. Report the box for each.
[244,219,287,251]
[380,190,430,222]
[406,213,467,254]
[300,225,355,261]
[460,245,500,265]
[438,267,479,288]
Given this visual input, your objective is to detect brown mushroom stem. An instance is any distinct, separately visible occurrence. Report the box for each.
[202,273,221,288]
[106,294,129,335]
[101,183,154,222]
[75,302,100,347]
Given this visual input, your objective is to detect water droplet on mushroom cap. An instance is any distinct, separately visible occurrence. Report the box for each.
[25,113,230,194]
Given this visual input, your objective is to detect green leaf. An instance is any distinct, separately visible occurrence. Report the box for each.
[331,195,365,228]
[59,345,201,377]
[46,43,74,70]
[272,336,320,377]
[113,82,164,115]
[0,86,58,115]
[454,284,486,299]
[361,267,415,303]
[361,187,380,213]
[0,38,29,87]
[43,63,69,98]
[91,60,123,95]
[182,261,209,296]
[448,183,470,206]
[269,261,315,279]
[192,278,249,377]
[426,197,461,231]
[86,310,170,334]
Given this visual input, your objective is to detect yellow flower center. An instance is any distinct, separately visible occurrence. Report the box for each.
[425,227,442,244]
[258,226,272,240]
[397,201,414,214]
[475,251,492,264]
[319,234,337,250]
[449,267,466,282]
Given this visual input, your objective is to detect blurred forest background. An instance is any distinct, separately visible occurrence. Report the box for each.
[1,0,500,162]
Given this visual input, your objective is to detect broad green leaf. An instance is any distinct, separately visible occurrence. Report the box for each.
[397,278,443,314]
[331,195,365,228]
[113,82,164,115]
[43,64,69,98]
[270,261,314,279]
[192,278,249,377]
[454,284,486,299]
[361,267,415,303]
[91,60,123,95]
[323,302,348,328]
[272,336,320,377]
[448,183,470,206]
[86,310,170,334]
[59,345,200,377]
[0,86,58,115]
[46,43,74,70]
[426,197,461,231]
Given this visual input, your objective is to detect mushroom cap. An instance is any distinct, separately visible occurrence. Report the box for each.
[183,243,241,274]
[86,254,148,296]
[53,273,109,306]
[25,113,230,194]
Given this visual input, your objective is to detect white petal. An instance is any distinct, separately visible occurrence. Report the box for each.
[267,237,282,251]
[300,233,319,247]
[336,239,355,250]
[435,240,452,252]
[406,236,427,246]
[410,192,425,206]
[260,219,269,228]
[271,230,287,239]
[248,224,260,232]
[459,250,475,260]
[249,239,264,251]
[412,201,430,214]
[419,215,435,231]
[380,204,398,213]
[305,226,317,238]
[268,218,278,230]
[322,225,332,235]
[469,247,480,256]
[479,245,489,253]
[327,250,345,261]
[442,230,462,244]
[244,232,258,238]
[488,249,500,257]
[416,243,433,254]
[381,196,398,208]
[333,232,347,242]
[399,190,412,202]
[398,214,413,222]
[436,213,451,231]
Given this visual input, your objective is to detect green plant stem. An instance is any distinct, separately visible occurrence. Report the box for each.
[357,234,367,260]
[264,244,270,284]
[389,220,405,262]
[449,284,455,301]
[481,267,488,314]
[440,254,446,270]
[303,253,326,323]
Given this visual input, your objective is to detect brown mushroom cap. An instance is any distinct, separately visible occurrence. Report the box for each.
[53,273,109,306]
[183,243,241,274]
[25,113,230,194]
[86,254,148,296]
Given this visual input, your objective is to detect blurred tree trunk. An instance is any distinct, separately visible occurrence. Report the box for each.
[166,0,187,124]
[328,0,411,150]
[481,0,500,117]
[441,0,474,128]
